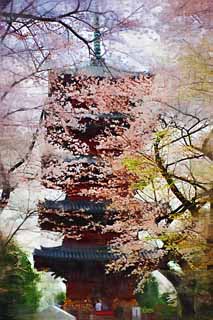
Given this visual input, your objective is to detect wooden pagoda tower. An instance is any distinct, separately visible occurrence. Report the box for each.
[34,12,152,320]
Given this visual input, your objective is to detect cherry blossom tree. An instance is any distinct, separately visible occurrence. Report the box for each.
[168,0,213,28]
[0,0,169,215]
[0,0,148,246]
[97,3,213,317]
[39,71,157,238]
[0,0,154,208]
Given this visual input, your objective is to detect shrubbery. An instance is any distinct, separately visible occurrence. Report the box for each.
[136,276,177,319]
[55,291,66,305]
[0,234,41,320]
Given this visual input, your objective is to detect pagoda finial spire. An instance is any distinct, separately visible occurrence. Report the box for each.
[94,12,101,60]
[91,1,102,64]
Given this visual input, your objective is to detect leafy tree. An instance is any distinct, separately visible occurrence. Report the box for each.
[136,275,177,319]
[55,291,66,306]
[177,38,213,113]
[136,276,162,311]
[168,0,212,29]
[0,233,41,320]
[104,22,213,318]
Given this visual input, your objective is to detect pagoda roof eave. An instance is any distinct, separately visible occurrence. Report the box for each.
[33,245,118,262]
[50,61,151,78]
[34,245,161,263]
[41,199,111,214]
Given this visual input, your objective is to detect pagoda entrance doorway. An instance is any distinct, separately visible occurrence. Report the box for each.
[64,276,137,320]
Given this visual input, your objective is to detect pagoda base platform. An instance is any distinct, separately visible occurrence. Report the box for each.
[63,298,137,320]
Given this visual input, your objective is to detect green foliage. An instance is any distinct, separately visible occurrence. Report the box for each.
[55,291,66,305]
[122,155,159,190]
[140,307,154,314]
[178,38,213,106]
[136,276,160,310]
[154,129,171,140]
[137,276,168,310]
[179,270,213,319]
[114,306,124,319]
[0,235,41,320]
[155,304,177,320]
[136,276,177,319]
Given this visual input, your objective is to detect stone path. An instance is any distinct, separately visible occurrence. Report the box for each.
[24,306,76,320]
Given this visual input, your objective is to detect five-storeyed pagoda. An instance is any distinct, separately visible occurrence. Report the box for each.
[34,12,152,320]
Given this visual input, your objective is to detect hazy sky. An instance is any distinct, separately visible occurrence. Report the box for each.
[37,0,170,71]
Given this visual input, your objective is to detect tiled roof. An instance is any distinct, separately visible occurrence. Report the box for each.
[34,245,159,263]
[43,199,109,215]
[54,62,143,79]
[63,155,99,164]
[140,249,163,259]
[34,245,117,261]
[82,112,129,121]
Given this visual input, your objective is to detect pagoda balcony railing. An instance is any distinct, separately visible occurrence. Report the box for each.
[42,175,129,192]
[45,132,124,155]
[46,129,128,150]
[38,213,113,234]
[38,220,108,234]
[41,154,130,193]
[38,198,116,233]
[42,155,113,186]
[42,178,130,199]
